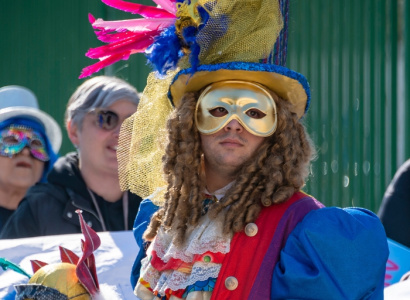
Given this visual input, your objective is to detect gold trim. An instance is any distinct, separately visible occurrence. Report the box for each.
[170,69,308,118]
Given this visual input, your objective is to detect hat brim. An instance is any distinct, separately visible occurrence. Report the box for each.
[169,62,311,119]
[0,107,62,153]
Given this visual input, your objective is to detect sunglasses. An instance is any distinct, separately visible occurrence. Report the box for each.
[90,109,120,131]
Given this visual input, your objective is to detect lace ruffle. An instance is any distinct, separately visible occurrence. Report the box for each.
[139,213,232,297]
[142,261,221,295]
[153,213,232,263]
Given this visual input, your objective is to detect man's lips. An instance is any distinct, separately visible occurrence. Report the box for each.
[220,138,243,146]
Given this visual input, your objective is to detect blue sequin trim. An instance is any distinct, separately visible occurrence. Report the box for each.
[183,277,216,297]
[168,62,311,115]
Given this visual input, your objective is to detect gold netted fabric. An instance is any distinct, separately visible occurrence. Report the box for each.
[118,71,176,205]
[196,0,283,65]
[118,0,285,205]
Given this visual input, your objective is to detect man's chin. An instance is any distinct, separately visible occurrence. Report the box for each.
[215,161,243,175]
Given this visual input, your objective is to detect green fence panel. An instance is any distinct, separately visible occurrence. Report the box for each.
[287,0,408,212]
[1,0,408,211]
[0,0,151,155]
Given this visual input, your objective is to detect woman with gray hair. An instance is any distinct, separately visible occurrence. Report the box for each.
[1,76,142,238]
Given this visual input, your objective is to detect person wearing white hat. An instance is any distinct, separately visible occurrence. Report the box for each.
[1,76,142,239]
[0,85,62,231]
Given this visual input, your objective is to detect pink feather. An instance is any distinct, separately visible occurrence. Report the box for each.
[80,53,130,78]
[88,13,96,24]
[80,0,177,78]
[101,0,175,18]
[85,31,158,59]
[94,30,139,43]
[152,0,177,15]
[91,17,175,33]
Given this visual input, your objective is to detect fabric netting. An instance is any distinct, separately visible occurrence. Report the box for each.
[118,71,176,205]
[197,0,283,65]
[117,0,283,206]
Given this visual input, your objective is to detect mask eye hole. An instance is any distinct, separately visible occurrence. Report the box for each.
[2,135,19,145]
[209,107,228,117]
[30,139,44,149]
[246,109,266,119]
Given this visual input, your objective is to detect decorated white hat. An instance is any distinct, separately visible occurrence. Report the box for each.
[0,85,62,153]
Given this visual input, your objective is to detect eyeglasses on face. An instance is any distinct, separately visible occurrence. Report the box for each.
[90,109,120,131]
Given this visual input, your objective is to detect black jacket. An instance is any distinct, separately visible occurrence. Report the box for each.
[378,159,410,247]
[0,152,142,239]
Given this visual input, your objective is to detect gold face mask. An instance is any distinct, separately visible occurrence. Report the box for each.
[195,81,277,137]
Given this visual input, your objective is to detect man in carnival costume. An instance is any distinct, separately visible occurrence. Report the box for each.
[81,0,389,299]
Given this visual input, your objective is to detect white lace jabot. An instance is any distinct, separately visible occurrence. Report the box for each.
[204,181,234,201]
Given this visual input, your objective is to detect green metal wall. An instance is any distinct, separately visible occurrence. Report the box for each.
[1,0,409,211]
[287,0,410,211]
[0,0,151,154]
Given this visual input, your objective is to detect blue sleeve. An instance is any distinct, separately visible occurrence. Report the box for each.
[271,207,389,300]
[130,198,159,289]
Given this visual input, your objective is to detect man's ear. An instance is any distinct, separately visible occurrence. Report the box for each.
[66,120,80,147]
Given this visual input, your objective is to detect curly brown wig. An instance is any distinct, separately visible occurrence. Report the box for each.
[143,91,315,246]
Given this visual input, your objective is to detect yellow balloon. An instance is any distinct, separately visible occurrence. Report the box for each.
[29,263,91,300]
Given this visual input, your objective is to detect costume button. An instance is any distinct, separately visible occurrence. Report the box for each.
[67,212,73,218]
[244,223,258,237]
[87,221,92,227]
[225,276,238,291]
